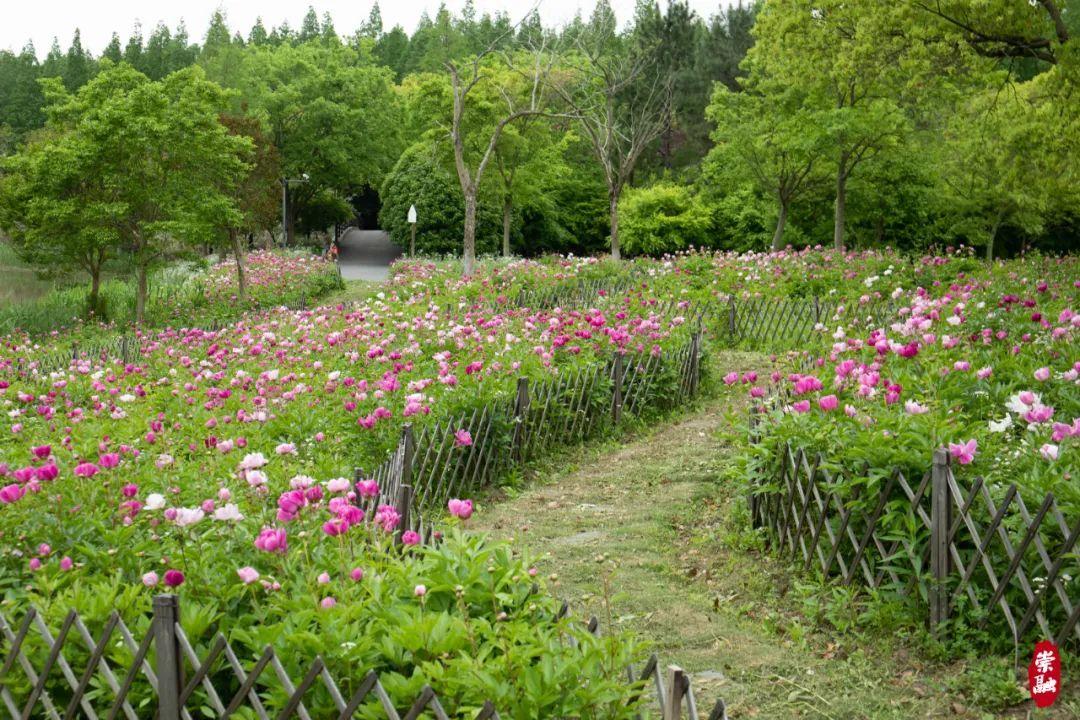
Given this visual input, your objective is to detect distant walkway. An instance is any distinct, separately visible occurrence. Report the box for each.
[337,228,402,281]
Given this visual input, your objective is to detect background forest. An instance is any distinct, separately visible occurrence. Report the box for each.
[1,0,1078,279]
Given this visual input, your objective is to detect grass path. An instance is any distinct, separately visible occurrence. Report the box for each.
[472,353,1067,719]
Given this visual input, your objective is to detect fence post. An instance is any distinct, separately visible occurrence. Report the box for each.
[813,295,821,326]
[153,594,183,720]
[394,484,413,546]
[727,297,736,338]
[512,377,530,463]
[612,354,624,423]
[689,332,701,397]
[71,342,78,362]
[929,447,952,633]
[400,423,414,489]
[663,665,685,720]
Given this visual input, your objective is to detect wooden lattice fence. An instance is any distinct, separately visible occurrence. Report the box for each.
[0,595,727,720]
[357,332,705,536]
[751,443,1080,647]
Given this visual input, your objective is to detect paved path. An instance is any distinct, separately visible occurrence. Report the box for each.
[337,228,402,282]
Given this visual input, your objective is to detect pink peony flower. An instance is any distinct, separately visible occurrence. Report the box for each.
[254,527,288,553]
[1040,444,1060,461]
[948,439,978,465]
[320,597,336,609]
[73,462,99,478]
[414,584,427,597]
[818,395,838,411]
[1034,367,1051,382]
[448,498,473,520]
[142,571,159,587]
[237,566,260,584]
[401,530,421,546]
[454,429,473,447]
[350,567,364,582]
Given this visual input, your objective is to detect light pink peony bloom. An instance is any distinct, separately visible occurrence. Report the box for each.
[237,567,259,584]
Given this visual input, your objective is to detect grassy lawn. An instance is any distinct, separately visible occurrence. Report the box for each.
[0,243,61,306]
[472,350,1076,719]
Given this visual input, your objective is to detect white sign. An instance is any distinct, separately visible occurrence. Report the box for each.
[407,205,417,224]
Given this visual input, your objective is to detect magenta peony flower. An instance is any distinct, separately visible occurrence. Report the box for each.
[447,498,473,520]
[454,429,473,447]
[254,527,288,553]
[73,462,99,478]
[350,567,364,582]
[401,530,421,546]
[948,439,978,465]
[818,395,838,411]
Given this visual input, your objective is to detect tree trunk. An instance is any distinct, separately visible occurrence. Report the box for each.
[833,161,848,252]
[501,195,512,257]
[88,268,102,318]
[771,199,788,252]
[230,229,247,302]
[986,211,1004,261]
[462,189,477,276]
[609,187,621,261]
[135,262,148,325]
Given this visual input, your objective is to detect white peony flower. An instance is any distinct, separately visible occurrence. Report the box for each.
[145,493,167,510]
[212,503,244,522]
[988,415,1013,433]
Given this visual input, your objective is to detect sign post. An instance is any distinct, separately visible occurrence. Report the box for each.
[407,204,417,257]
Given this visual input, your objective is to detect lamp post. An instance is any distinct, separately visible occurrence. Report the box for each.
[280,173,310,247]
[407,204,417,257]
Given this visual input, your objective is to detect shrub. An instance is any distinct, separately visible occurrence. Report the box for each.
[619,182,712,256]
[379,143,501,256]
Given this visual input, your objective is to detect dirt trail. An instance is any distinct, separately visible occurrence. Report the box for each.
[473,354,1054,719]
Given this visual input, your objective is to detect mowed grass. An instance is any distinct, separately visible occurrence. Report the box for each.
[473,350,1077,719]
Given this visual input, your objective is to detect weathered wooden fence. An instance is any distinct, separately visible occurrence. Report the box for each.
[358,332,705,537]
[0,595,727,720]
[751,443,1080,647]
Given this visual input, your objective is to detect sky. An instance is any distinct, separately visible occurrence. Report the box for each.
[2,0,735,58]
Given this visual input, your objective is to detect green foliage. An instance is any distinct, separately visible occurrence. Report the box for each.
[618,182,711,256]
[380,143,500,255]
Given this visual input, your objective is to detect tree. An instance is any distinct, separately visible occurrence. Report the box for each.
[0,63,251,323]
[0,134,120,316]
[937,74,1078,259]
[912,0,1071,66]
[550,23,672,259]
[218,115,281,299]
[441,41,557,274]
[746,1,913,251]
[379,142,501,255]
[231,43,403,244]
[705,86,826,250]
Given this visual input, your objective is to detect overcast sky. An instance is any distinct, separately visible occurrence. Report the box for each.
[3,0,733,58]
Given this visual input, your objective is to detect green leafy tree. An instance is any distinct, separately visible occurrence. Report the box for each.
[704,86,826,250]
[0,63,251,323]
[218,115,282,299]
[230,42,403,244]
[747,1,913,251]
